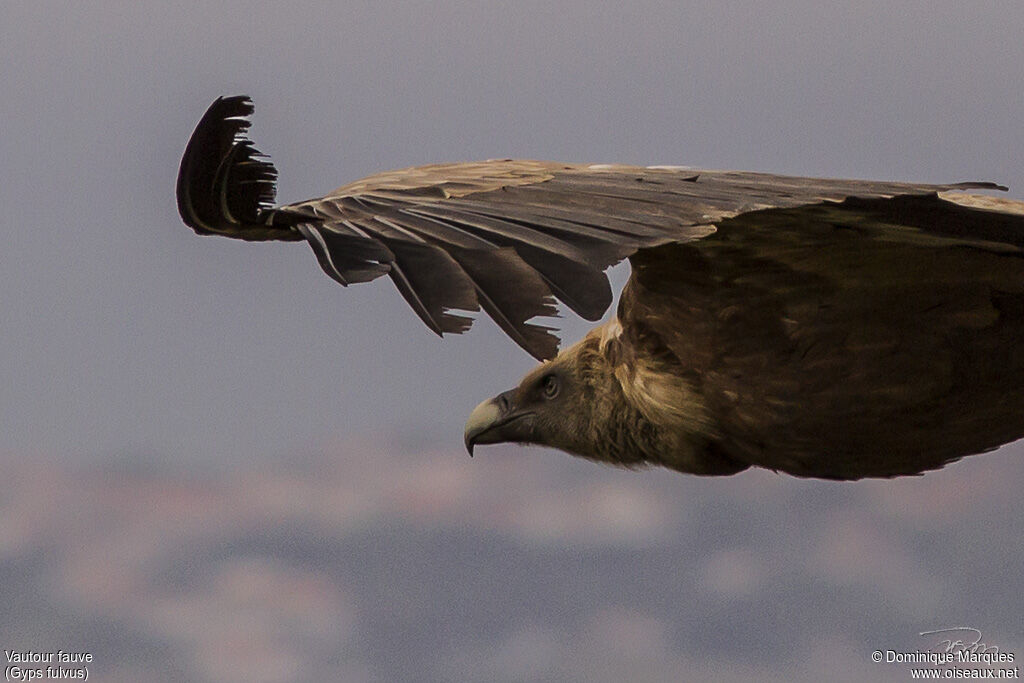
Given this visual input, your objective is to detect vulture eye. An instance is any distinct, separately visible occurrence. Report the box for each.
[541,374,559,399]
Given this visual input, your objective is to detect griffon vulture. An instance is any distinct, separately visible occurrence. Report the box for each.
[177,96,1024,480]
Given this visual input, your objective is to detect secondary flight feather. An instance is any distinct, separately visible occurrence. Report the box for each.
[178,95,1024,480]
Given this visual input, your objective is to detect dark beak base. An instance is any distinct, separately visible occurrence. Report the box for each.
[464,389,534,456]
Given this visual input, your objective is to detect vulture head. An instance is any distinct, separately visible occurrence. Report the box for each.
[464,325,747,476]
[464,337,597,459]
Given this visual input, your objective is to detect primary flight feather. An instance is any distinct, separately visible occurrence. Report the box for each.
[178,95,1024,480]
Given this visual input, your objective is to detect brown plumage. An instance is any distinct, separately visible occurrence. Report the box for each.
[178,96,1024,480]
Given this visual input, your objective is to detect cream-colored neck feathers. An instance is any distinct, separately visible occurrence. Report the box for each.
[566,318,720,473]
[593,319,710,436]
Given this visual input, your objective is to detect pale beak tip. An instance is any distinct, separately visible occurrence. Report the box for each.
[464,398,501,458]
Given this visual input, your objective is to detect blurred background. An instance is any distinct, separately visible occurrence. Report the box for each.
[1,2,1022,681]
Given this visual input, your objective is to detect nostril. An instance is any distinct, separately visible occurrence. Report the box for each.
[498,394,510,413]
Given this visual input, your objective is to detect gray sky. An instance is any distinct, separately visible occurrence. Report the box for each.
[1,4,1023,681]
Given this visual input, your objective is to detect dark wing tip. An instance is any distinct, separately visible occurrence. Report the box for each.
[177,95,279,235]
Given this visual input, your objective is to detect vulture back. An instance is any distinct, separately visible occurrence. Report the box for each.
[623,195,1024,478]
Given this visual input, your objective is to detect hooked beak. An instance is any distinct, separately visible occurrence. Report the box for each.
[464,389,535,456]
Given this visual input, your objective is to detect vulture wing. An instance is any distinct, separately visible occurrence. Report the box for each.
[177,96,1011,363]
[620,195,1024,478]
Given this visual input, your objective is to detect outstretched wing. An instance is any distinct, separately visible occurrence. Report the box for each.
[620,194,1024,479]
[178,96,1007,359]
